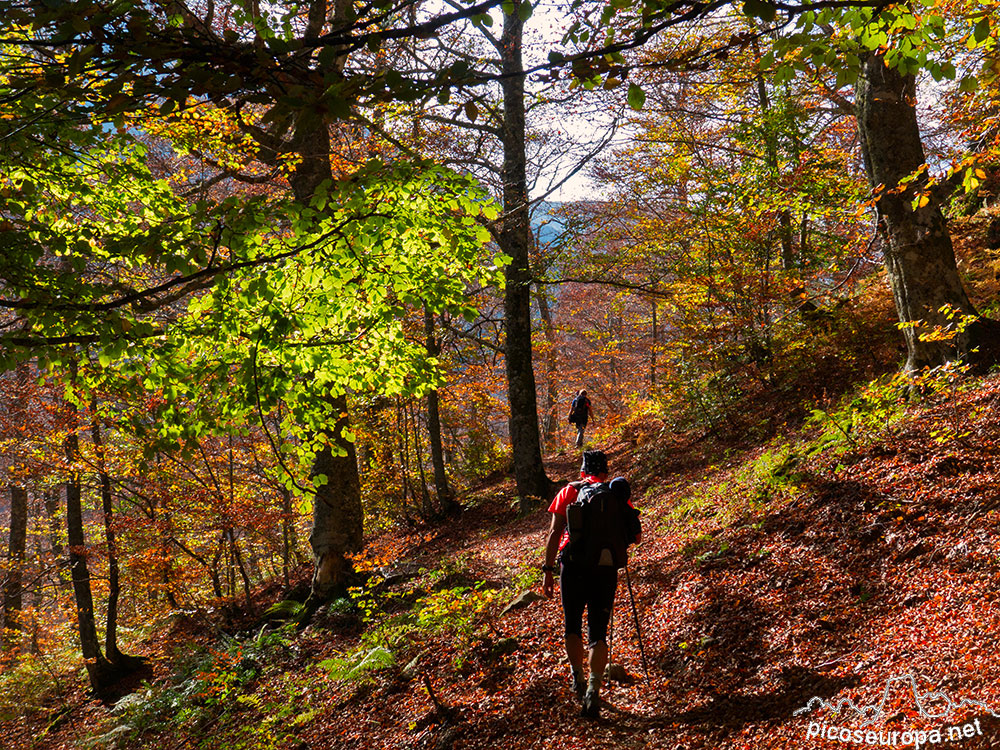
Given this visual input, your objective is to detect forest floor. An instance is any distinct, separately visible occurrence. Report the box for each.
[6,366,1000,750]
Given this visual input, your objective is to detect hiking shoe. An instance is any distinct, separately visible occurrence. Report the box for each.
[570,673,586,699]
[581,689,600,718]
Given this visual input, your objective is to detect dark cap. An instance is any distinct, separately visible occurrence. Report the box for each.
[610,477,631,502]
[581,450,608,477]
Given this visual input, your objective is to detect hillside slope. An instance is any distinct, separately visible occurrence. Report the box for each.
[6,369,1000,750]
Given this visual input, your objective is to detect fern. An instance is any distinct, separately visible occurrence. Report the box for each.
[318,647,395,681]
[263,600,306,620]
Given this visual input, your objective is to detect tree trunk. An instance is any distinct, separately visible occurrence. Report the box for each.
[533,283,559,451]
[64,399,112,691]
[410,400,433,519]
[754,42,795,270]
[160,520,177,608]
[43,490,67,585]
[89,410,144,674]
[286,9,365,608]
[398,396,414,511]
[89,412,122,662]
[3,362,30,644]
[500,10,550,504]
[281,485,293,589]
[210,534,225,599]
[228,529,253,609]
[3,486,28,643]
[856,52,999,370]
[305,394,363,607]
[424,307,457,515]
[650,296,658,388]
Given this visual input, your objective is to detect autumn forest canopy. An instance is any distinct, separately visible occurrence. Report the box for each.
[2,0,1000,745]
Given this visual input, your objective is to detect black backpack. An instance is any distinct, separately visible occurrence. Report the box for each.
[569,396,589,425]
[564,482,640,569]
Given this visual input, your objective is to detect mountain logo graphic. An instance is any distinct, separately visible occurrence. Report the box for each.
[794,673,1000,728]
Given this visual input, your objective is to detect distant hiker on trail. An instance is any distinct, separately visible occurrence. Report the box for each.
[542,449,641,718]
[568,389,593,448]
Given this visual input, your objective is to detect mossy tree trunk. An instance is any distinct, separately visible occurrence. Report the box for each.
[856,52,1000,371]
[499,9,550,506]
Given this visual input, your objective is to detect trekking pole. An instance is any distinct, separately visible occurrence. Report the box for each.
[624,564,650,682]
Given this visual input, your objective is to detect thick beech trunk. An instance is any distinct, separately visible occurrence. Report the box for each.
[306,395,363,603]
[856,53,999,370]
[285,15,365,607]
[500,11,549,504]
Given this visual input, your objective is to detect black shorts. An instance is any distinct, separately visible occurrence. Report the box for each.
[559,561,618,647]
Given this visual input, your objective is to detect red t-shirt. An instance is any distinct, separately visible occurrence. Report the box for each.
[548,475,603,550]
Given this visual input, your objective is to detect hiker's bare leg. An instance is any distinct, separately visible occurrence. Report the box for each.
[588,640,608,687]
[565,633,585,675]
[582,640,608,716]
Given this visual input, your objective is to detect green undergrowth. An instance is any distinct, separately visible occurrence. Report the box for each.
[84,554,522,749]
[322,555,505,677]
[660,438,808,539]
[85,624,304,750]
[0,648,75,723]
[662,364,986,556]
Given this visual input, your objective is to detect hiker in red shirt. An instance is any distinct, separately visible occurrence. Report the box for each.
[542,449,641,718]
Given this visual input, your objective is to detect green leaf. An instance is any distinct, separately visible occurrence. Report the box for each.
[743,0,776,22]
[517,1,533,21]
[627,83,646,111]
[959,75,979,93]
[973,17,990,44]
[774,63,796,85]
